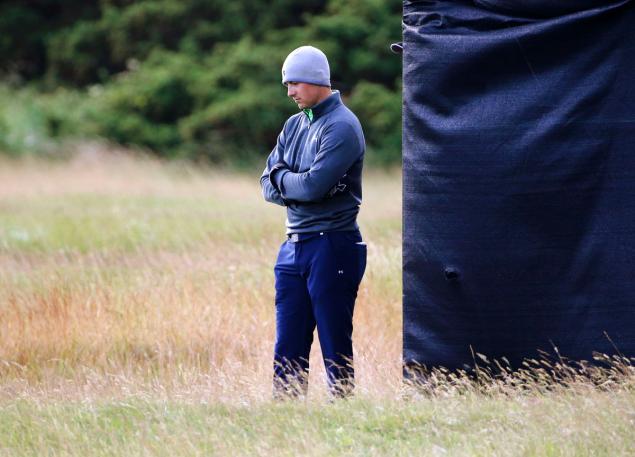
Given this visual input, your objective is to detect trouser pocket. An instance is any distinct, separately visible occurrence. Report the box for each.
[324,231,367,289]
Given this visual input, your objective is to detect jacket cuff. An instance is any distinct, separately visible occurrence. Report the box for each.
[269,162,289,192]
[273,169,291,194]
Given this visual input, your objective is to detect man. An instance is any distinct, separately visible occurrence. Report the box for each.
[260,45,367,398]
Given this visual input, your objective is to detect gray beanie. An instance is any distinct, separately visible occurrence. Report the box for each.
[281,46,331,87]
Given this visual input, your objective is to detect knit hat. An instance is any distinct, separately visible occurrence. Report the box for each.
[281,46,331,87]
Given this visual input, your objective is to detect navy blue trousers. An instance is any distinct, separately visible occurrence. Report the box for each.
[273,230,367,397]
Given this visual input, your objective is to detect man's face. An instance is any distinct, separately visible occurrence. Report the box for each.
[286,82,323,109]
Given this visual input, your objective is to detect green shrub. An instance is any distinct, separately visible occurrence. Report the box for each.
[0,86,51,155]
[47,21,114,86]
[348,81,402,166]
[0,0,403,165]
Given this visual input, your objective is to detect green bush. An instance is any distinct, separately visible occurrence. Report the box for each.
[0,86,51,155]
[0,84,101,156]
[0,0,403,166]
[48,21,114,86]
[348,81,402,166]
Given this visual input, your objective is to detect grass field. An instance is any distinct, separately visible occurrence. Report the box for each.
[1,150,634,456]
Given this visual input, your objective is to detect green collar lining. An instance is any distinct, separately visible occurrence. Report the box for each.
[303,108,314,123]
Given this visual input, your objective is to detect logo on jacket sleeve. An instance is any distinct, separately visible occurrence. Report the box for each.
[327,174,348,197]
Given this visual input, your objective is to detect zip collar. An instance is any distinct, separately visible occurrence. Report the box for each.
[302,108,314,123]
[303,91,341,123]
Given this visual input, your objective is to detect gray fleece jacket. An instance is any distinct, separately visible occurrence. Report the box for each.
[260,91,365,234]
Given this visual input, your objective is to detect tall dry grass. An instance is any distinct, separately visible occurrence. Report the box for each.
[0,148,402,402]
[3,151,635,456]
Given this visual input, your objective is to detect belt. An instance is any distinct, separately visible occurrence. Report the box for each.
[287,232,324,243]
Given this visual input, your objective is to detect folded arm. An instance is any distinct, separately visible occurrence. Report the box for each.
[260,170,287,206]
[271,122,362,202]
[260,124,288,207]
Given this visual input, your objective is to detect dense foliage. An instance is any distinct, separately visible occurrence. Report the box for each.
[0,0,402,165]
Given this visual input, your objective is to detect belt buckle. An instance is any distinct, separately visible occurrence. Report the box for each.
[289,233,299,243]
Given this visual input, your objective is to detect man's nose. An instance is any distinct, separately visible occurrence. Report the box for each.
[287,86,295,97]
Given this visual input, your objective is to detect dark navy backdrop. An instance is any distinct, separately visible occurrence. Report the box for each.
[402,0,635,370]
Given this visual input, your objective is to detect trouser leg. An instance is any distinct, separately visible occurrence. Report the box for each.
[273,240,315,397]
[306,231,367,397]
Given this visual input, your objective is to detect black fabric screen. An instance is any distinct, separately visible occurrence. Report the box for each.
[402,0,635,370]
